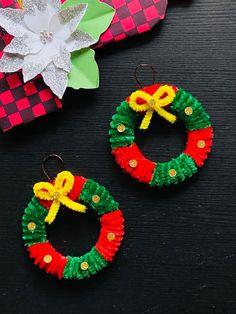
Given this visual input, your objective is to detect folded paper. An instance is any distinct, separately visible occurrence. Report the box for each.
[98,0,168,47]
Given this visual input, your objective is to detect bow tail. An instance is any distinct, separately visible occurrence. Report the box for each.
[140,109,154,130]
[60,196,87,213]
[157,107,177,124]
[45,201,61,225]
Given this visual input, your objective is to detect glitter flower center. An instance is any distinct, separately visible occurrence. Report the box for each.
[40,30,53,44]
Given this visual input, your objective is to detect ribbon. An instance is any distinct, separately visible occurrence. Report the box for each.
[128,85,177,130]
[33,171,87,224]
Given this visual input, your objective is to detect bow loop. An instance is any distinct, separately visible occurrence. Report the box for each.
[33,171,87,224]
[54,171,74,194]
[128,85,177,130]
[34,182,56,201]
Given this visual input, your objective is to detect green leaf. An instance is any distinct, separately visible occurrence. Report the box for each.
[68,48,99,89]
[63,0,114,90]
[62,0,115,40]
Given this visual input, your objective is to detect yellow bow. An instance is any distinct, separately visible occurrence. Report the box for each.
[33,171,87,224]
[128,85,177,130]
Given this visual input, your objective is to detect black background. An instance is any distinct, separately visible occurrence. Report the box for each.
[1,0,236,313]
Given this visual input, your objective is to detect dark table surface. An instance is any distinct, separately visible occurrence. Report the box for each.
[1,0,236,313]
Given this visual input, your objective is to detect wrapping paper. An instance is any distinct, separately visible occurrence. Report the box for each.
[0,0,168,131]
[98,0,168,47]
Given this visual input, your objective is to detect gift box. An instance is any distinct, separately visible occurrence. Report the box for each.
[0,0,168,131]
[98,0,168,47]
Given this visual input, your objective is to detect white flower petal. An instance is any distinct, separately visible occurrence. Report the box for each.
[24,34,44,54]
[41,62,68,99]
[53,47,71,72]
[22,63,44,82]
[47,0,61,11]
[39,40,63,61]
[24,5,52,34]
[23,0,60,14]
[4,34,42,55]
[4,36,30,55]
[23,0,47,13]
[49,4,88,41]
[66,30,97,52]
[0,53,23,73]
[22,53,50,82]
[0,8,27,37]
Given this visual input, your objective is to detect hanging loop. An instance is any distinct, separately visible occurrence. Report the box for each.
[42,154,65,181]
[134,64,156,88]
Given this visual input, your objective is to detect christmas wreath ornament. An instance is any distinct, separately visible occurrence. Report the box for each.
[22,155,125,280]
[109,65,214,187]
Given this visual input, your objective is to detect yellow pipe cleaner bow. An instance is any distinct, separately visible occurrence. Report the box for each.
[128,85,177,130]
[33,171,87,224]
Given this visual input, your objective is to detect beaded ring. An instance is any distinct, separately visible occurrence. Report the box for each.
[22,159,124,280]
[109,78,213,187]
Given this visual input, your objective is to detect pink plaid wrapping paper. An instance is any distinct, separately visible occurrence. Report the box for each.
[99,0,168,47]
[0,0,168,131]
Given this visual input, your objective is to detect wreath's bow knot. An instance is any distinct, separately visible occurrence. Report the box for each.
[33,171,87,224]
[128,85,177,130]
[52,191,61,200]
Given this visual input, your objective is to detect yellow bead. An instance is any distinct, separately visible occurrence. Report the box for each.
[185,107,193,116]
[129,159,138,168]
[27,222,36,232]
[117,124,126,133]
[80,261,89,271]
[92,195,101,203]
[53,191,60,200]
[169,169,177,178]
[149,99,156,108]
[43,255,52,264]
[107,232,116,241]
[197,140,206,149]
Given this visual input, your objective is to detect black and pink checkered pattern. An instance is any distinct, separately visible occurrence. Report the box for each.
[0,72,62,131]
[98,0,168,46]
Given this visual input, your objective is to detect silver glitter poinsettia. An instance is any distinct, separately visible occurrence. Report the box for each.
[0,0,97,98]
